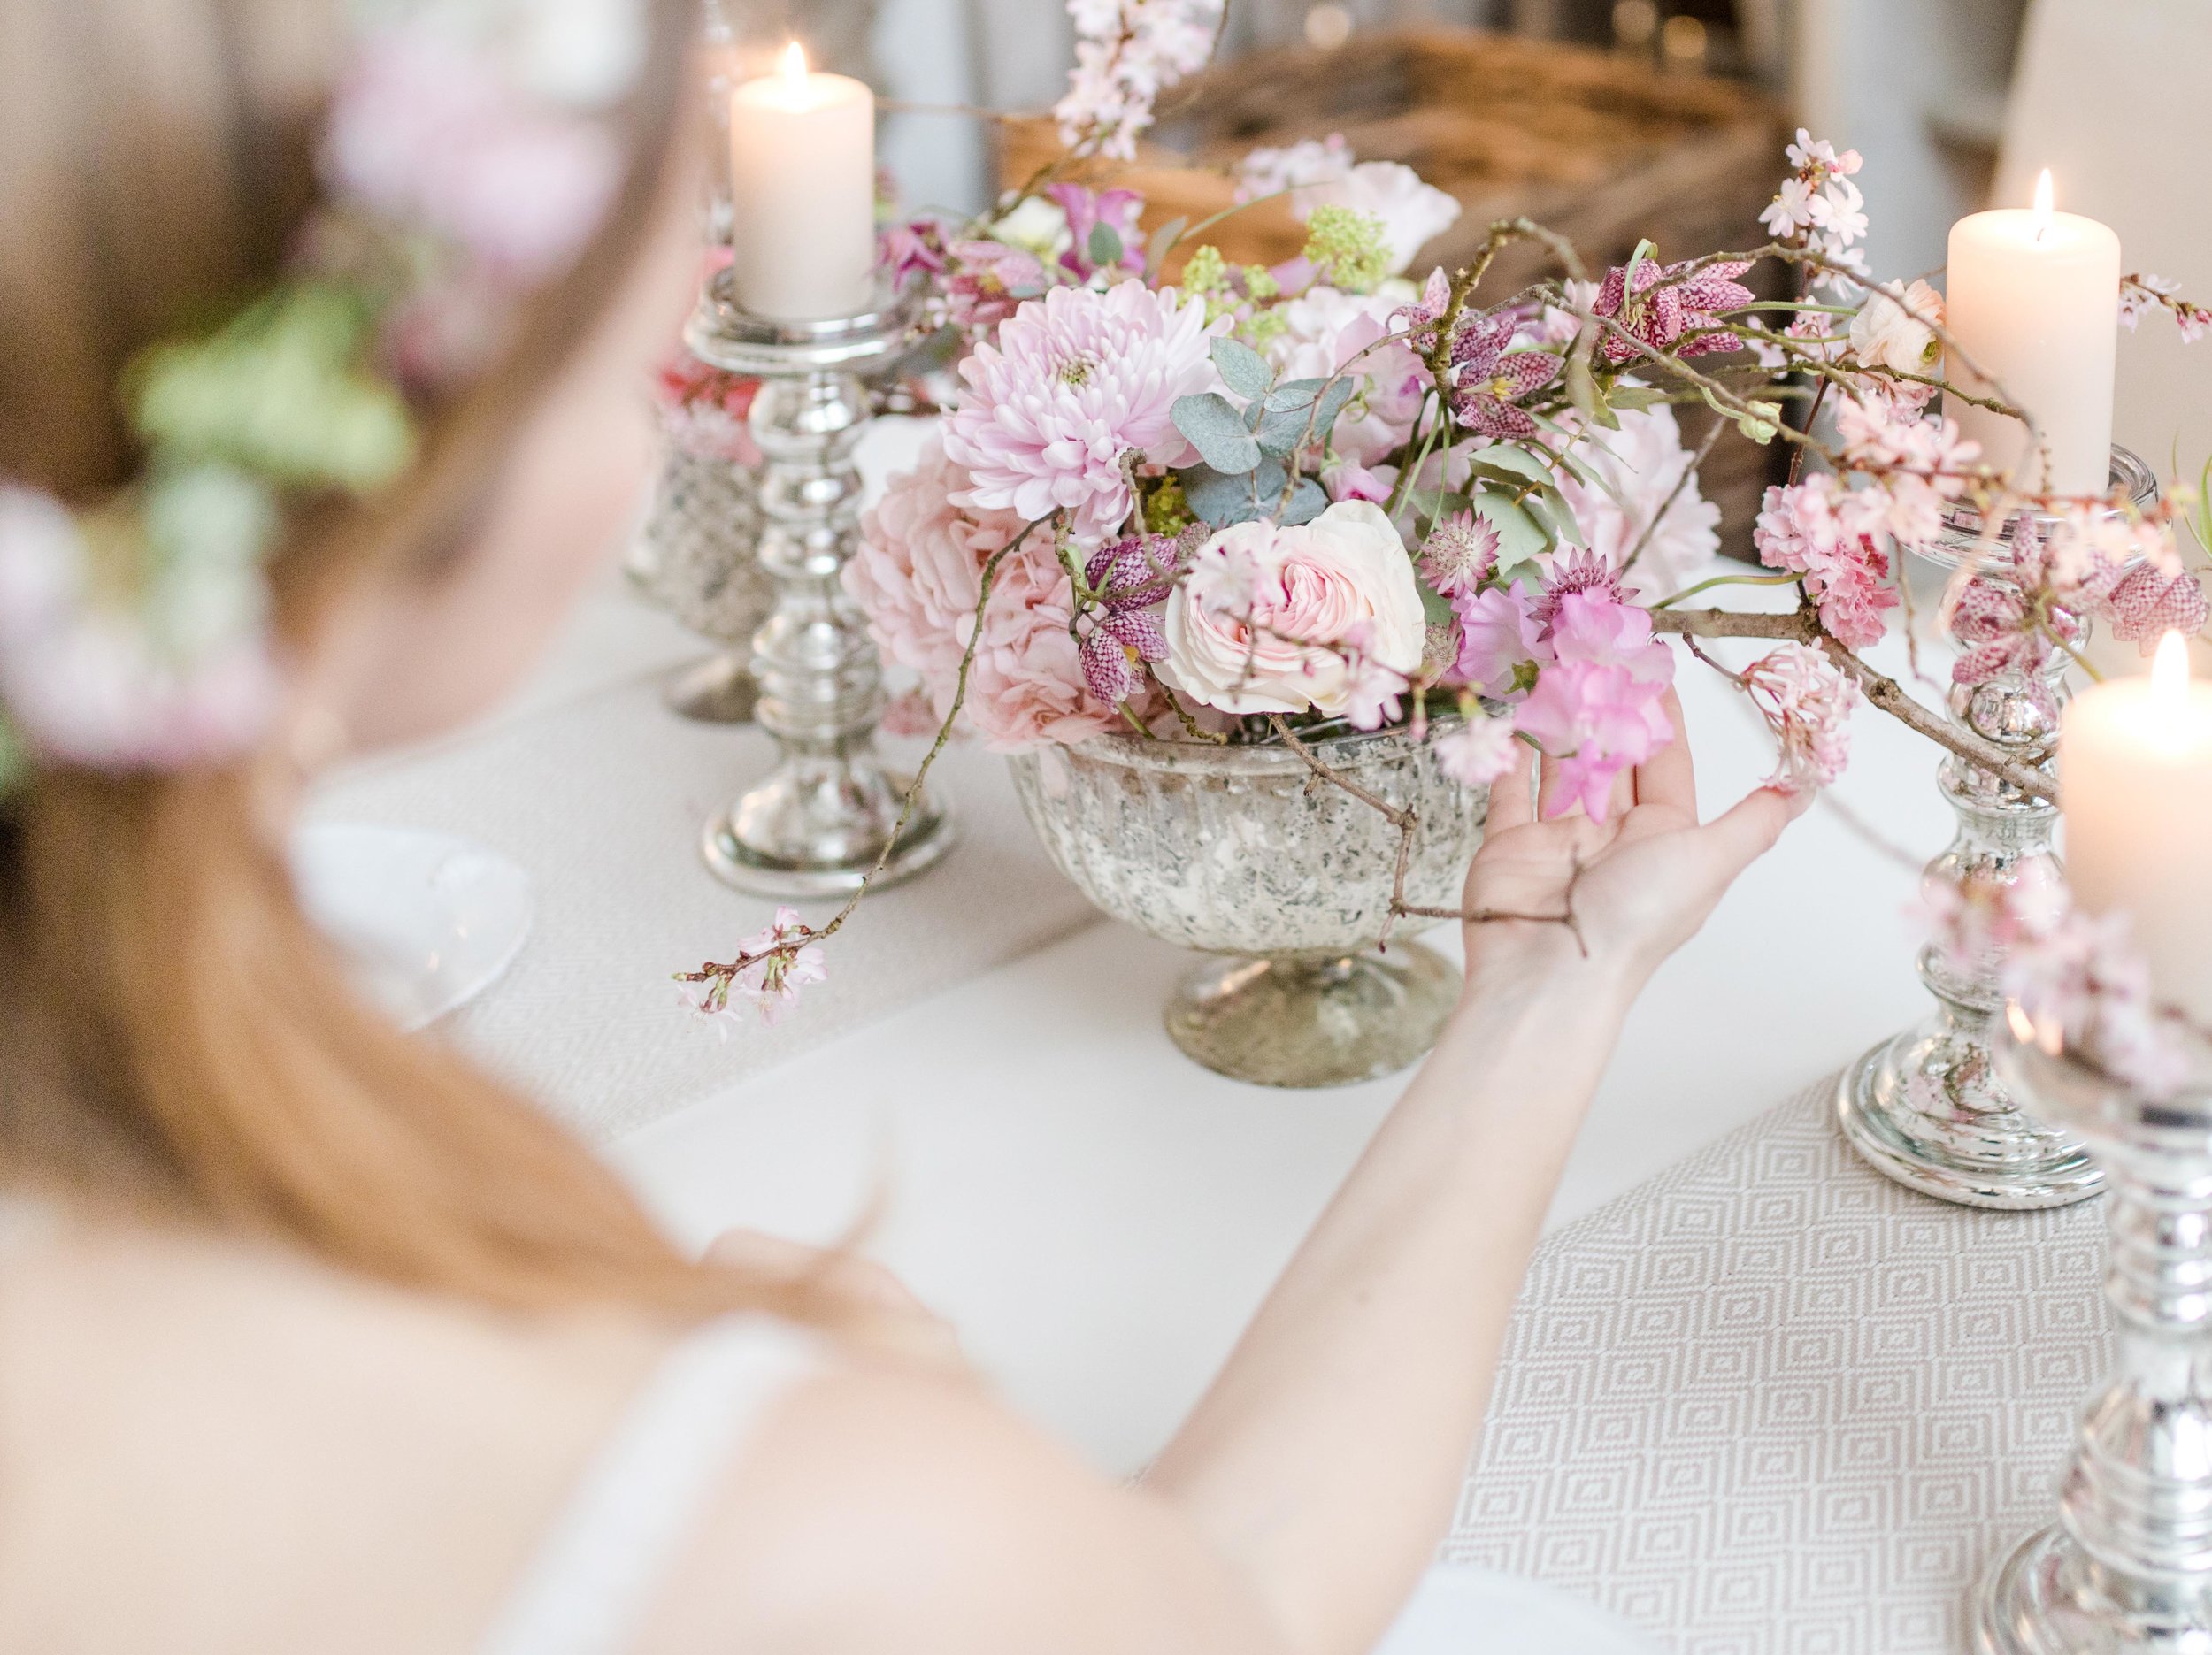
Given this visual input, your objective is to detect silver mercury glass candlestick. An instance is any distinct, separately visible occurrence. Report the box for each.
[1835,446,2158,1210]
[1977,1024,2212,1652]
[681,268,953,896]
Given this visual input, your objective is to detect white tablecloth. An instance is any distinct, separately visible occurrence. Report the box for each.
[313,438,2050,1648]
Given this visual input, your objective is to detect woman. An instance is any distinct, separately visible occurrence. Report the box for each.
[0,2,1804,1649]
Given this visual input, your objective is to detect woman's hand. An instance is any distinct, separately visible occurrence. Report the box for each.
[1461,690,1809,1000]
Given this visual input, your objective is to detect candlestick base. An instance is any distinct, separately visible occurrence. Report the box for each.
[682,273,953,900]
[1835,447,2156,1211]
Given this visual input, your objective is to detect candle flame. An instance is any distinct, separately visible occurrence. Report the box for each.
[2154,628,2192,709]
[780,40,808,87]
[2031,168,2054,238]
[2005,1000,2036,1045]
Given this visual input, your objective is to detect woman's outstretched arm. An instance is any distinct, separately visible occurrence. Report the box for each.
[672,698,1803,1655]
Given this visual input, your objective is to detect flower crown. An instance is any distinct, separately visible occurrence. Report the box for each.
[0,0,648,795]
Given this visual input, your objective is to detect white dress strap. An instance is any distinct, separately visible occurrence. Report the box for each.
[476,1314,819,1655]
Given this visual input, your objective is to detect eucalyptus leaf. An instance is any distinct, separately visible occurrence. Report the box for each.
[1088,222,1124,271]
[1254,402,1317,458]
[1173,392,1262,474]
[1265,377,1327,411]
[1182,464,1261,527]
[1210,336,1273,401]
[1281,477,1328,525]
[1315,377,1357,433]
[1251,456,1289,502]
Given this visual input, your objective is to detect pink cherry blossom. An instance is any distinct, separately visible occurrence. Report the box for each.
[687,907,827,1029]
[1743,641,1855,792]
[1753,474,1899,649]
[1432,709,1520,787]
[944,281,1221,544]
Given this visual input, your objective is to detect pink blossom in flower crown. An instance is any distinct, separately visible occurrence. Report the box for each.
[1754,474,1899,649]
[847,433,1120,750]
[1419,510,1500,598]
[1450,583,1547,698]
[1743,641,1856,792]
[1446,313,1560,439]
[944,281,1221,544]
[324,22,621,281]
[1046,182,1148,278]
[1591,257,1755,365]
[1264,287,1427,464]
[1548,404,1722,599]
[1433,709,1519,787]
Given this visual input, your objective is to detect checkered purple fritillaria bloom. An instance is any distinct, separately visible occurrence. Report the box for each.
[1077,533,1184,705]
[1591,257,1755,365]
[1447,314,1560,439]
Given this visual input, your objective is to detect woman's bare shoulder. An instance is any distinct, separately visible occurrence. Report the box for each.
[0,1214,670,1653]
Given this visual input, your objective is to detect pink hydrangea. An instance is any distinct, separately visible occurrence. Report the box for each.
[846,434,1120,751]
[1753,474,1899,649]
[943,279,1220,544]
[1743,641,1855,792]
[1513,591,1675,820]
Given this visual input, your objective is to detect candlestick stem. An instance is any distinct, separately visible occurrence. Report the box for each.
[1835,446,2157,1209]
[1976,1035,2212,1651]
[682,273,953,897]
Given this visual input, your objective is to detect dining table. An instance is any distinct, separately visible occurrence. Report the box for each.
[309,419,2116,1653]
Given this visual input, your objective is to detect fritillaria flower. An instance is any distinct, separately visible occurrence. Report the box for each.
[1447,313,1559,438]
[1076,534,1179,705]
[1590,257,1755,365]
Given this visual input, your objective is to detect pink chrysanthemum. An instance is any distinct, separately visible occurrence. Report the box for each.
[943,281,1221,543]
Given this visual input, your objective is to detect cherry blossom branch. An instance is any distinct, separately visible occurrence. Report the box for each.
[681,516,1052,996]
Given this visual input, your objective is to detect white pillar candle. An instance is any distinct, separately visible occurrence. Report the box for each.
[2061,632,2212,1023]
[728,43,876,321]
[1944,171,2121,499]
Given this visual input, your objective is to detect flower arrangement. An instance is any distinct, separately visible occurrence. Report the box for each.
[682,0,2212,1068]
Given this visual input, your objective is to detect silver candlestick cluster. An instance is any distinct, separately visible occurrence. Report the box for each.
[1977,1028,2212,1652]
[1836,447,2159,1210]
[681,270,953,898]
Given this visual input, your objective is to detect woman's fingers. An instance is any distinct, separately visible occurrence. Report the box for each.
[1490,739,1536,830]
[1632,689,1696,816]
[1694,785,1807,886]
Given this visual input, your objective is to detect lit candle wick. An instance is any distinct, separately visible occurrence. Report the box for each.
[780,40,809,90]
[2032,168,2055,244]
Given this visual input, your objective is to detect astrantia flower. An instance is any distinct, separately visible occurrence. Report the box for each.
[1753,474,1898,649]
[1743,641,1856,792]
[1531,548,1628,635]
[1447,313,1559,438]
[1548,404,1721,598]
[1433,709,1520,787]
[944,281,1221,544]
[1591,257,1755,365]
[1419,510,1500,598]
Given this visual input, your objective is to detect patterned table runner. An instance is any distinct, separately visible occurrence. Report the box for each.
[312,671,1100,1139]
[1449,1076,2108,1653]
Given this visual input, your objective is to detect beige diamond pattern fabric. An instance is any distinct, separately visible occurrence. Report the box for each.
[1448,1077,2109,1653]
[311,673,1102,1140]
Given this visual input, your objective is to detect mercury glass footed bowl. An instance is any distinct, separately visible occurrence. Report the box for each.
[1008,724,1490,1088]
